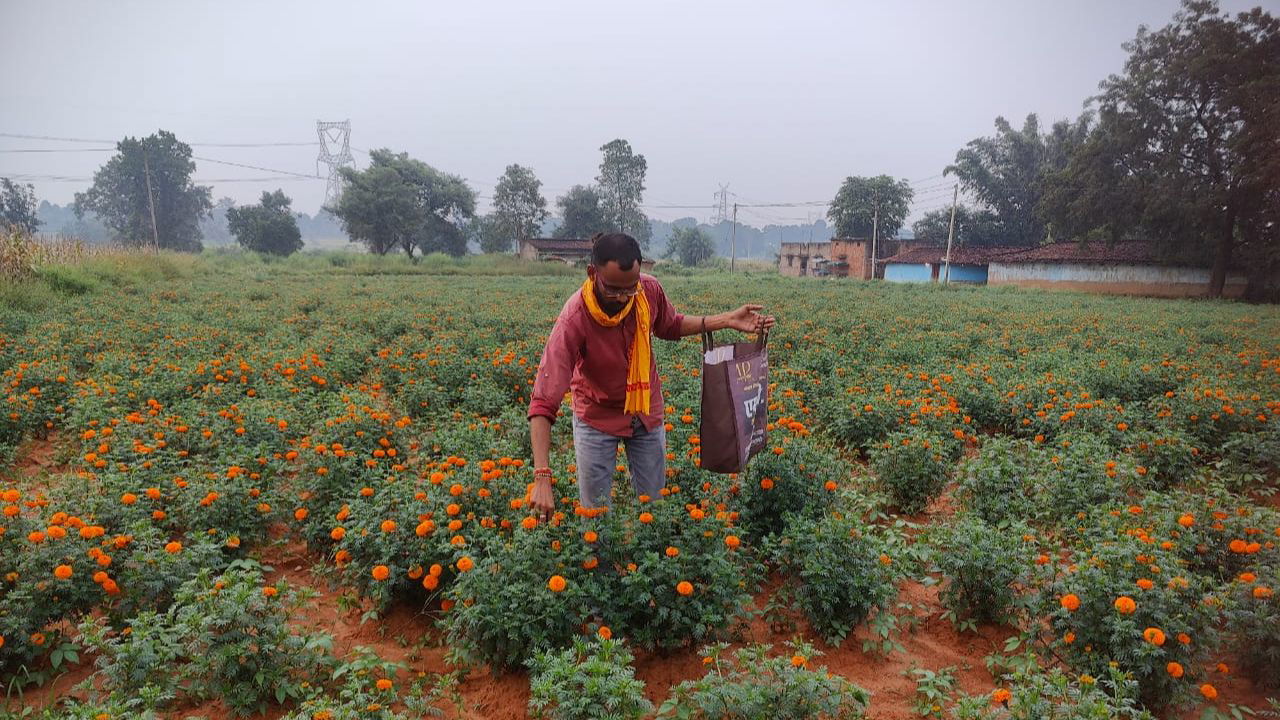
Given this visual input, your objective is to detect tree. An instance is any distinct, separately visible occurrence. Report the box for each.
[596,139,652,248]
[469,213,507,254]
[554,185,609,239]
[75,131,212,251]
[663,226,716,266]
[911,206,1005,247]
[0,178,40,232]
[1038,0,1280,297]
[332,149,476,257]
[226,190,303,256]
[486,164,548,253]
[947,114,1092,246]
[827,175,913,240]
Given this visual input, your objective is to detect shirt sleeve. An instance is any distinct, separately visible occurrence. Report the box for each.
[648,278,686,342]
[527,303,584,424]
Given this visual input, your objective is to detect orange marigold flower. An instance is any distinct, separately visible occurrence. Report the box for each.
[1143,627,1166,646]
[665,546,680,558]
[1254,586,1274,599]
[676,580,694,596]
[1136,578,1154,590]
[790,654,807,668]
[639,512,653,524]
[262,586,279,597]
[1060,594,1081,611]
[54,564,73,579]
[598,625,612,640]
[1200,684,1217,700]
[376,678,393,691]
[371,565,390,581]
[1167,662,1184,678]
[164,541,182,554]
[380,519,397,533]
[548,574,567,592]
[1178,514,1194,527]
[1114,596,1136,614]
[331,527,346,540]
[456,556,474,572]
[121,493,137,505]
[991,688,1012,705]
[1229,539,1248,553]
[583,530,598,543]
[724,535,741,549]
[521,516,538,530]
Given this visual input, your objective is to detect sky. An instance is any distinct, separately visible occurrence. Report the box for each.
[2,0,1274,227]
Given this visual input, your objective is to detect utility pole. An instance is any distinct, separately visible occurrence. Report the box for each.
[943,184,959,284]
[870,202,879,280]
[730,202,738,271]
[142,149,160,250]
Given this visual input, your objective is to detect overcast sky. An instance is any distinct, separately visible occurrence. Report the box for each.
[2,0,1273,226]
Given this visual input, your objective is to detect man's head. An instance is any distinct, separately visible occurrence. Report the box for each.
[586,232,643,313]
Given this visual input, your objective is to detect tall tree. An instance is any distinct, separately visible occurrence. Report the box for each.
[663,226,716,266]
[0,178,41,233]
[947,114,1092,246]
[332,149,476,257]
[487,164,548,253]
[596,139,652,248]
[827,175,913,239]
[911,205,1004,247]
[554,185,609,239]
[74,130,212,251]
[1039,0,1280,297]
[226,190,303,256]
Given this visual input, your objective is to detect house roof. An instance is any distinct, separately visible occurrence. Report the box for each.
[881,245,1025,265]
[990,241,1165,265]
[522,238,593,253]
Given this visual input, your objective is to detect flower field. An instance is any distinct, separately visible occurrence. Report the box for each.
[1,256,1278,720]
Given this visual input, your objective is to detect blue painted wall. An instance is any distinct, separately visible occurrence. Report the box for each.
[884,263,932,283]
[943,264,988,284]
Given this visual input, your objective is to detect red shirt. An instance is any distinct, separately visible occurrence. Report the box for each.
[528,274,685,437]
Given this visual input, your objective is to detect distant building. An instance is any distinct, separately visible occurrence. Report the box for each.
[779,237,885,279]
[882,245,1024,284]
[517,237,654,270]
[880,241,1249,298]
[988,242,1247,298]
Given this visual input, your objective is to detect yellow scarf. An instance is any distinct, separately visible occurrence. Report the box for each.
[581,277,651,415]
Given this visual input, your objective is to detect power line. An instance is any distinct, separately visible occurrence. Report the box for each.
[191,155,321,179]
[0,147,116,153]
[0,132,318,148]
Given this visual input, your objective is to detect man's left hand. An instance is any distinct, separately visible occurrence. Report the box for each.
[725,304,776,334]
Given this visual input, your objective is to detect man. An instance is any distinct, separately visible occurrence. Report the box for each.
[527,232,775,516]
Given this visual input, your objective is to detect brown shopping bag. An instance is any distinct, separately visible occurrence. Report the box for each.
[698,329,769,474]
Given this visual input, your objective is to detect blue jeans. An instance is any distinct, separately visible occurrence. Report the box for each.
[572,414,667,508]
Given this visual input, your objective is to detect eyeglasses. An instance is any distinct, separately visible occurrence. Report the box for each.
[596,277,642,298]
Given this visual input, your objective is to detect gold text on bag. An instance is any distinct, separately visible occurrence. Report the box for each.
[735,361,753,381]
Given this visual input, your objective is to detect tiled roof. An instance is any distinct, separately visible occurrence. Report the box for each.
[881,245,1026,265]
[991,242,1163,265]
[523,238,592,253]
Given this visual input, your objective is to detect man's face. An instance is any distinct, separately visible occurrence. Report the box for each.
[588,260,642,314]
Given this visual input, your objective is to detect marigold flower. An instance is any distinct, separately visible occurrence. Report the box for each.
[790,654,806,668]
[991,688,1011,705]
[1060,594,1081,611]
[371,565,390,581]
[263,586,279,597]
[639,512,653,524]
[456,556,474,572]
[583,530,598,543]
[676,580,694,596]
[331,527,346,540]
[1254,586,1274,599]
[548,574,567,592]
[724,535,740,549]
[1200,684,1217,700]
[1166,662,1184,678]
[665,546,679,558]
[598,626,612,640]
[1114,596,1136,614]
[54,564,73,579]
[165,541,182,554]
[1143,627,1165,646]
[376,678,393,691]
[380,519,397,533]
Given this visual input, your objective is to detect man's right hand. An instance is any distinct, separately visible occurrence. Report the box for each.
[530,468,555,519]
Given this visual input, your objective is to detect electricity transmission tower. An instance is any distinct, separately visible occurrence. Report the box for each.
[712,183,730,224]
[315,120,354,210]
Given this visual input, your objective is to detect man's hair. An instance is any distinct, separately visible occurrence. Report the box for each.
[590,232,642,270]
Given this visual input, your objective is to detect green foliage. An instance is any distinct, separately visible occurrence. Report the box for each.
[907,665,958,718]
[0,178,41,233]
[771,512,899,647]
[596,140,651,247]
[911,205,1004,248]
[869,431,950,514]
[333,149,477,257]
[73,130,212,251]
[657,640,870,720]
[826,175,913,240]
[527,636,652,720]
[932,514,1029,627]
[947,113,1090,247]
[1222,562,1280,688]
[554,185,609,240]
[486,164,549,253]
[950,663,1155,720]
[663,226,716,266]
[226,190,303,256]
